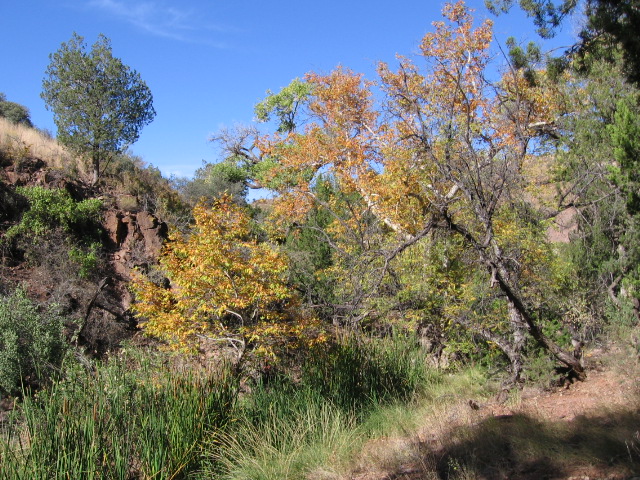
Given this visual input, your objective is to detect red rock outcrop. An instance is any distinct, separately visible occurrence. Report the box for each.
[103,209,167,280]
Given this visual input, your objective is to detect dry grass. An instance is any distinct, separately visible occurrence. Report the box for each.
[0,117,87,179]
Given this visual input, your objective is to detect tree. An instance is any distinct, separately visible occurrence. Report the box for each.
[0,93,33,127]
[556,57,640,319]
[257,1,584,385]
[174,160,249,207]
[584,0,640,84]
[254,78,314,133]
[130,195,319,362]
[485,0,578,38]
[486,0,640,85]
[41,33,155,185]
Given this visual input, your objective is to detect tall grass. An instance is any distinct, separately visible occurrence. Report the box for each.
[302,332,439,413]
[0,351,238,479]
[208,332,440,480]
[0,332,458,479]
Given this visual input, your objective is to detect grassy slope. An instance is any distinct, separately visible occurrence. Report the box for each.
[0,117,87,178]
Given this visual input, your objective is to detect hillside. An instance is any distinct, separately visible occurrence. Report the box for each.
[0,116,172,355]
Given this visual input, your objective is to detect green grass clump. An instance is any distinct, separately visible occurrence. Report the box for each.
[207,332,441,480]
[0,351,238,479]
[301,332,439,413]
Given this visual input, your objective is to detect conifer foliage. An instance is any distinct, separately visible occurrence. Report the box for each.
[41,33,155,185]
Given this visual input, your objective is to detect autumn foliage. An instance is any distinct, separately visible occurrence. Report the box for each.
[131,195,297,352]
[256,1,585,381]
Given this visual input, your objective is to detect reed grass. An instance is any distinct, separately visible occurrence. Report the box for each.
[0,332,461,479]
[207,332,440,479]
[0,351,238,479]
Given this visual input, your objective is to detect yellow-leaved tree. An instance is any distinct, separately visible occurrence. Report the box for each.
[131,194,314,360]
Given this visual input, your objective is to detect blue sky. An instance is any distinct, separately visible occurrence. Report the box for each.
[1,1,578,179]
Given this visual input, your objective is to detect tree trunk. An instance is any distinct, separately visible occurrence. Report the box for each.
[506,302,527,385]
[91,156,99,186]
[493,263,586,380]
[90,146,101,186]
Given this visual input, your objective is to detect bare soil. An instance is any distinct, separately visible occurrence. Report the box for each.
[349,347,640,480]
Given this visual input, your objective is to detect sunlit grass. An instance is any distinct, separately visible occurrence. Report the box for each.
[0,350,238,479]
[0,117,85,177]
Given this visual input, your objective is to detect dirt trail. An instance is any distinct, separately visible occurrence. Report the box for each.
[491,352,636,422]
[349,348,640,480]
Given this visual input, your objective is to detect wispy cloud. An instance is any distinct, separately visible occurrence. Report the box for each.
[86,0,235,46]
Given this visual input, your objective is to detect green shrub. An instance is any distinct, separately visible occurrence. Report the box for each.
[0,288,66,396]
[6,186,102,240]
[68,242,101,279]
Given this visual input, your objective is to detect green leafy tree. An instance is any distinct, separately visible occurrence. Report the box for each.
[485,0,578,38]
[174,160,249,206]
[283,176,337,318]
[254,78,313,133]
[585,0,640,84]
[41,33,156,185]
[609,99,640,215]
[549,56,640,324]
[0,93,33,127]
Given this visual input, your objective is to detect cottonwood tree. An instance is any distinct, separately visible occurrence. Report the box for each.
[258,1,584,385]
[42,33,155,185]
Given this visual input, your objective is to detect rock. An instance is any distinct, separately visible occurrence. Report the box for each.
[136,211,167,258]
[102,209,167,278]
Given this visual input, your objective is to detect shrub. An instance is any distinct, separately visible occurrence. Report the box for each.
[6,186,102,240]
[68,242,101,279]
[0,288,66,396]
